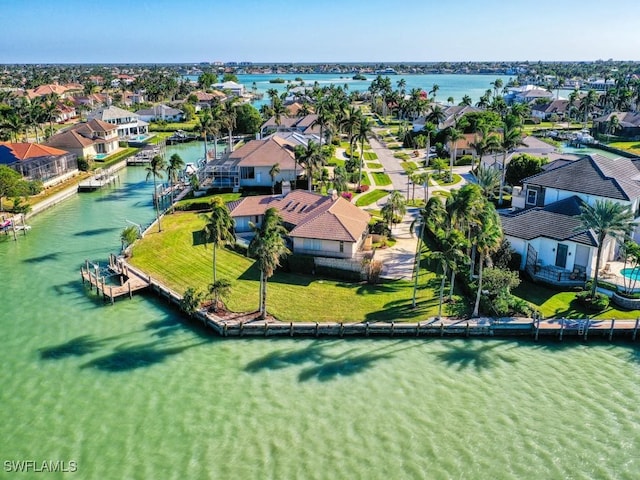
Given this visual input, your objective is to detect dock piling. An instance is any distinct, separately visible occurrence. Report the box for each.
[633,318,639,341]
[559,317,565,341]
[609,319,615,341]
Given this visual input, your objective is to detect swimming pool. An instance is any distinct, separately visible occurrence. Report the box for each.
[95,153,108,160]
[620,268,640,280]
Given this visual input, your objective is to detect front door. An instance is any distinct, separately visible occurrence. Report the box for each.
[555,244,568,268]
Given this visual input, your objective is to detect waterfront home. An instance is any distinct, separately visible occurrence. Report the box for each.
[531,99,570,121]
[593,112,640,139]
[412,105,481,132]
[135,104,184,123]
[87,105,148,139]
[507,154,640,283]
[212,81,245,97]
[46,118,119,160]
[204,136,301,189]
[501,196,597,285]
[228,189,370,259]
[190,90,227,111]
[504,85,554,105]
[260,114,320,139]
[0,142,78,186]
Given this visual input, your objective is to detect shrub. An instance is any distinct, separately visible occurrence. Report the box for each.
[77,157,90,171]
[286,254,315,274]
[356,185,370,193]
[341,192,353,202]
[370,220,391,237]
[456,155,474,166]
[575,291,610,311]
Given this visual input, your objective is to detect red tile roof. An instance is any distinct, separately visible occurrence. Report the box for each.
[228,136,298,169]
[0,142,69,161]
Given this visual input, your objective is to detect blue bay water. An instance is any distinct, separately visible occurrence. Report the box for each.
[1,146,640,479]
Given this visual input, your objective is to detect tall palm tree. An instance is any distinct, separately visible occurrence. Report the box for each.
[459,95,472,107]
[426,105,446,129]
[420,122,437,166]
[332,165,348,194]
[474,164,502,200]
[355,116,373,190]
[429,84,440,102]
[200,196,236,287]
[166,153,185,211]
[498,123,524,206]
[199,107,214,160]
[249,207,290,319]
[221,98,237,152]
[269,163,281,194]
[445,127,464,183]
[470,125,500,170]
[580,89,598,128]
[472,204,503,317]
[340,106,362,163]
[381,190,406,232]
[145,155,167,232]
[294,141,326,191]
[428,229,467,319]
[577,200,636,297]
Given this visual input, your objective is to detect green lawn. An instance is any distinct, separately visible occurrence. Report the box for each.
[367,162,383,169]
[95,148,139,168]
[400,161,417,172]
[609,141,640,155]
[175,192,242,210]
[363,151,378,161]
[130,211,448,322]
[371,172,393,186]
[355,189,390,206]
[360,172,371,186]
[328,157,345,168]
[513,280,640,319]
[433,173,462,186]
[395,152,411,161]
[149,120,199,132]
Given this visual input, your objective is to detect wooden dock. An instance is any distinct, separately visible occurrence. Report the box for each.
[78,168,119,192]
[81,254,150,303]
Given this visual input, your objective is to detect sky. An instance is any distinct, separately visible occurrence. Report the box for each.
[1,0,639,64]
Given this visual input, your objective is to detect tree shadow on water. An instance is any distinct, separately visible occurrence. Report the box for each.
[39,335,111,360]
[80,339,208,372]
[434,341,519,371]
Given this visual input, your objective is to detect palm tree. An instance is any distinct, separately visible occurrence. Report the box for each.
[426,105,446,129]
[470,125,500,170]
[269,163,280,194]
[428,229,467,319]
[459,95,472,107]
[382,190,406,232]
[498,124,524,206]
[199,108,214,160]
[200,196,236,286]
[208,278,232,312]
[145,155,167,232]
[420,122,437,166]
[475,164,502,200]
[577,200,636,297]
[332,165,348,194]
[120,225,139,256]
[166,153,184,211]
[355,116,373,190]
[249,207,290,319]
[606,114,621,141]
[472,204,503,317]
[445,127,464,183]
[429,84,440,102]
[580,89,598,128]
[340,106,362,163]
[221,98,237,152]
[294,141,326,191]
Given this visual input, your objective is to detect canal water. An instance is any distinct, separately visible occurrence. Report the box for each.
[1,147,639,479]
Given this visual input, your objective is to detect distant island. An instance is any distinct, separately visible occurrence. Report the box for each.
[268,78,286,83]
[352,73,367,80]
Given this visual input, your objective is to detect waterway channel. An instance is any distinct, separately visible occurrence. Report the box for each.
[1,148,639,479]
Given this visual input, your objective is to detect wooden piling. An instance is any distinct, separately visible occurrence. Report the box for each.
[534,316,540,341]
[365,322,370,337]
[583,319,590,341]
[110,286,114,305]
[440,322,444,337]
[466,322,470,338]
[391,321,395,337]
[609,319,615,341]
[633,318,639,341]
[128,282,132,299]
[340,322,344,338]
[223,323,228,337]
[240,322,244,337]
[80,267,85,284]
[290,322,293,337]
[315,322,319,338]
[264,322,269,337]
[416,322,420,337]
[559,317,565,341]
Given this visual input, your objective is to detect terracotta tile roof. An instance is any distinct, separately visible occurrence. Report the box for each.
[0,142,69,164]
[229,190,370,243]
[26,84,68,98]
[46,130,95,148]
[228,137,297,169]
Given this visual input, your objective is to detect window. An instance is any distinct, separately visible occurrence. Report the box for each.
[339,241,344,253]
[526,189,538,205]
[240,167,255,179]
[303,238,322,251]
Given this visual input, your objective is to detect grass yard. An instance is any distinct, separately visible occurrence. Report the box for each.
[328,157,345,168]
[395,152,411,161]
[355,189,390,206]
[130,211,447,322]
[363,151,378,161]
[367,162,383,169]
[513,280,640,319]
[371,172,393,186]
[432,173,462,186]
[609,141,640,155]
[360,172,371,186]
[175,192,242,210]
[400,161,417,172]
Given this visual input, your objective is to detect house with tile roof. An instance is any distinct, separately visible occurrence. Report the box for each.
[531,99,570,121]
[260,114,320,139]
[205,136,302,189]
[228,190,370,259]
[0,142,78,186]
[135,104,184,122]
[592,111,640,139]
[506,154,640,283]
[87,105,148,139]
[46,119,119,159]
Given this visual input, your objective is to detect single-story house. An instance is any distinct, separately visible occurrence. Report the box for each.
[593,112,640,139]
[136,104,184,122]
[212,81,245,97]
[0,142,78,186]
[531,99,569,120]
[87,105,148,139]
[46,118,119,159]
[228,190,370,259]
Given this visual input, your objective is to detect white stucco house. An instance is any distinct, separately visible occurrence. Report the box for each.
[88,105,148,139]
[135,104,184,122]
[504,154,640,284]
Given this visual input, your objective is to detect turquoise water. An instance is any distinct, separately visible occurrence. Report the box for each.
[94,153,107,160]
[561,144,622,159]
[186,73,510,110]
[1,156,640,478]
